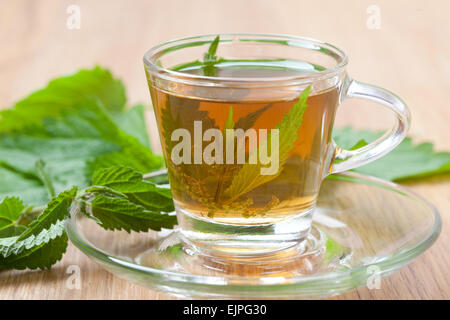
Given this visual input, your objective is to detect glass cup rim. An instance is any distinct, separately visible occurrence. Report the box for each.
[143,33,348,86]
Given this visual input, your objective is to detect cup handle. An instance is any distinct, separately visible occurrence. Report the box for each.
[330,78,411,174]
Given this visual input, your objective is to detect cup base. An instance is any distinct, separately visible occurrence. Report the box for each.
[184,226,327,276]
[176,207,314,256]
[135,225,329,277]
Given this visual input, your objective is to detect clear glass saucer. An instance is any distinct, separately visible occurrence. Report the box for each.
[66,172,441,299]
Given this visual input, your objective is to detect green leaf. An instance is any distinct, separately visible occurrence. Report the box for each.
[112,104,151,148]
[333,127,450,181]
[204,35,220,63]
[83,166,176,232]
[0,67,165,270]
[91,166,174,212]
[225,86,311,200]
[85,191,176,233]
[0,103,119,206]
[0,66,126,132]
[203,35,221,76]
[0,188,76,270]
[79,101,163,174]
[91,165,144,187]
[0,100,162,207]
[0,66,160,206]
[17,188,76,241]
[0,221,68,270]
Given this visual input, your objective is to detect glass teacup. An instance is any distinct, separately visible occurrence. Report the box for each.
[144,34,410,257]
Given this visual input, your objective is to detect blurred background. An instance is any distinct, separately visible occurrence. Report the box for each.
[0,0,448,299]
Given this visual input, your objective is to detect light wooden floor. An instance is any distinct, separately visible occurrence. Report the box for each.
[0,0,448,299]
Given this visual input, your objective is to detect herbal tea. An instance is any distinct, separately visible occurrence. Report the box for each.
[144,33,409,262]
[150,66,339,225]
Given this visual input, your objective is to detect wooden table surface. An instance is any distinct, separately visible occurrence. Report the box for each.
[0,0,449,300]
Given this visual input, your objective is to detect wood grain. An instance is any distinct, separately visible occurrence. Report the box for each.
[0,0,448,300]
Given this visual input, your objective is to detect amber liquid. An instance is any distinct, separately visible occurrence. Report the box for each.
[150,67,339,225]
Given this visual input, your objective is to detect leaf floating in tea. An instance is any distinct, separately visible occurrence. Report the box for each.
[202,35,221,77]
[234,103,273,131]
[224,86,311,201]
[160,94,220,204]
[204,35,219,62]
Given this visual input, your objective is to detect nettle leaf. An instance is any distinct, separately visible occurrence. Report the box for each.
[333,127,450,181]
[0,67,162,207]
[17,188,76,241]
[0,66,126,132]
[0,105,118,205]
[225,86,311,200]
[90,132,163,175]
[63,100,163,174]
[0,188,76,270]
[83,102,163,173]
[204,35,220,63]
[112,104,151,148]
[92,165,143,186]
[0,67,167,270]
[0,221,68,270]
[203,35,220,76]
[83,166,176,232]
[91,166,174,213]
[85,191,176,233]
[0,100,162,207]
